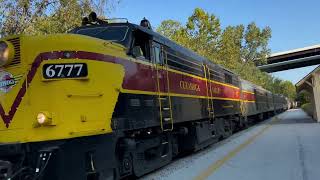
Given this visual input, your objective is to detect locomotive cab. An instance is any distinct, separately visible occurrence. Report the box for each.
[71,17,156,62]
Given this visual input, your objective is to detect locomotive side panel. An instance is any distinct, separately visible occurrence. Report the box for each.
[267,92,275,112]
[206,62,241,117]
[273,94,282,111]
[240,79,257,116]
[112,93,209,130]
[255,88,269,113]
[112,56,244,130]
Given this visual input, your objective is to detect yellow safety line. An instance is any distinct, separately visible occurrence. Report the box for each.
[193,117,280,180]
[121,89,246,102]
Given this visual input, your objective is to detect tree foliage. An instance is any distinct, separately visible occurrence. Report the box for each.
[279,80,297,100]
[296,90,310,105]
[0,0,120,36]
[243,23,271,65]
[157,8,296,100]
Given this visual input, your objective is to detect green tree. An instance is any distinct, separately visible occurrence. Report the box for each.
[157,20,183,40]
[242,22,271,65]
[217,25,244,70]
[0,0,120,36]
[186,8,221,56]
[271,78,283,94]
[279,81,297,100]
[296,90,310,105]
[157,8,221,61]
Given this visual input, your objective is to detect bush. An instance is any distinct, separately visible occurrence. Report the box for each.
[301,103,313,117]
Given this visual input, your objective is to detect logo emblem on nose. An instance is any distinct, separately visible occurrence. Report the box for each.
[0,71,22,93]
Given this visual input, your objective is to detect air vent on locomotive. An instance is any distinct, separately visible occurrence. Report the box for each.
[4,37,21,67]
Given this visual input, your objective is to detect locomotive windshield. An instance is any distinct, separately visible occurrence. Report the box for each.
[72,25,129,46]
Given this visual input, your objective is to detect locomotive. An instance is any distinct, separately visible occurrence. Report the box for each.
[0,13,288,180]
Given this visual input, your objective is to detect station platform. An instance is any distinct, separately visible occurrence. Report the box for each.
[140,109,320,180]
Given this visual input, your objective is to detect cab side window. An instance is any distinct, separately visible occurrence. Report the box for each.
[225,73,233,84]
[132,30,151,61]
[153,43,162,64]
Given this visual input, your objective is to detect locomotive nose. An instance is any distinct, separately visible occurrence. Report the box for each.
[0,37,25,131]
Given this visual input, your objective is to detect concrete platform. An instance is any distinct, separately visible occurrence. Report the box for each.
[140,109,320,180]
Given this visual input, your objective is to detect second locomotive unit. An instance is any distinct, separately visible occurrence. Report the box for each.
[0,13,288,180]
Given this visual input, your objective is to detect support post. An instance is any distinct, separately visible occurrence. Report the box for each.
[312,73,320,122]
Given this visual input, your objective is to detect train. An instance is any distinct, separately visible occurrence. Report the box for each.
[0,13,288,180]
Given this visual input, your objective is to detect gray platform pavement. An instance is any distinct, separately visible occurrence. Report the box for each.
[140,109,320,180]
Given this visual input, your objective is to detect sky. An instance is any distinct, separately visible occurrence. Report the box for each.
[110,0,320,84]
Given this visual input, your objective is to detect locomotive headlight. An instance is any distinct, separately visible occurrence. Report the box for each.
[36,112,53,126]
[37,113,47,124]
[0,41,14,67]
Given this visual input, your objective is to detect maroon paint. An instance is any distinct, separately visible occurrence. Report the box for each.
[241,92,255,101]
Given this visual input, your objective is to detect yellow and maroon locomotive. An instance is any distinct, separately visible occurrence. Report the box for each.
[0,13,287,180]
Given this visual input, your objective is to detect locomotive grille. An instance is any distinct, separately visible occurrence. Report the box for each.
[6,38,21,66]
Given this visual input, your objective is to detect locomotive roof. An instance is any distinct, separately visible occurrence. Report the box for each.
[75,22,236,75]
[128,23,238,74]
